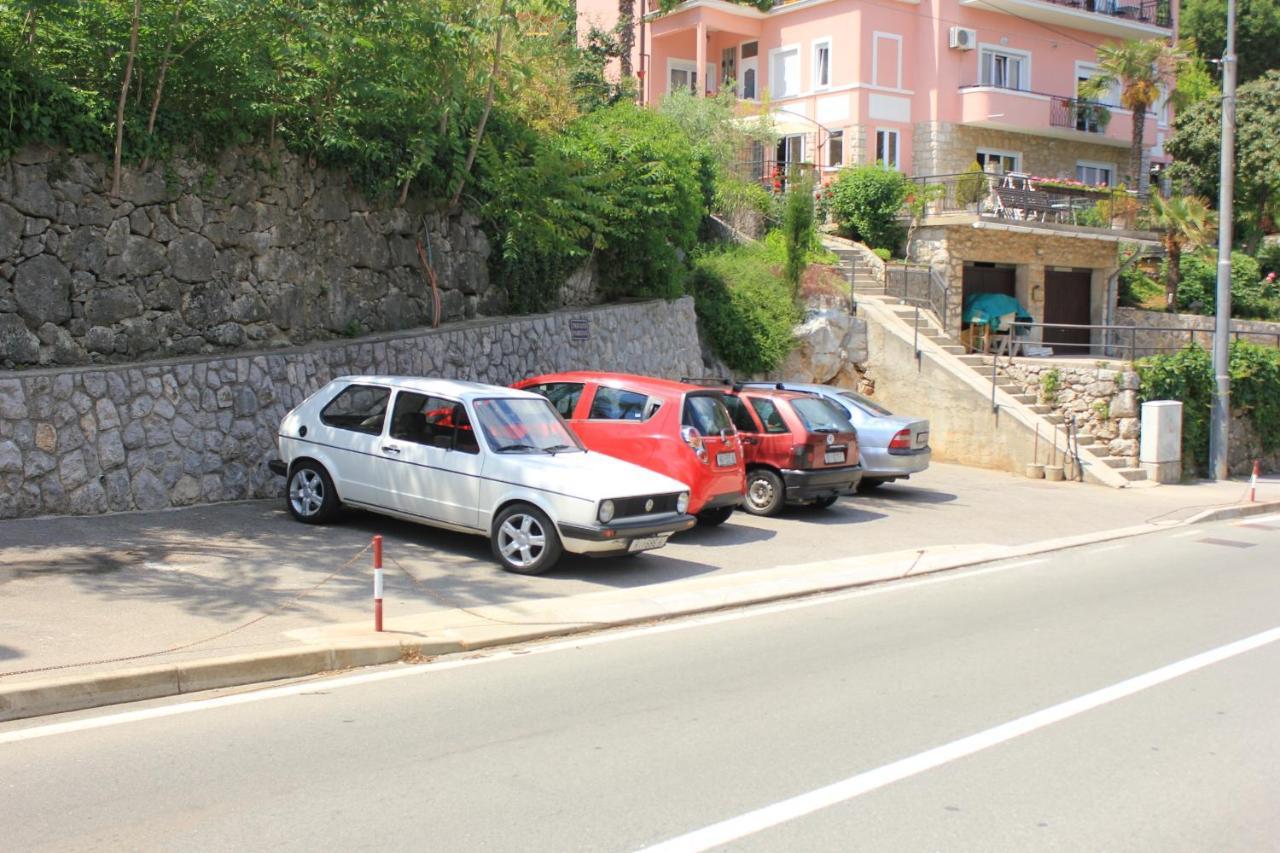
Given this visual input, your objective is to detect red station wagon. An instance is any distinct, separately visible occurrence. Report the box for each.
[514,372,746,525]
[694,382,863,516]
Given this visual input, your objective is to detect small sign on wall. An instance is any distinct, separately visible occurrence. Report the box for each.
[569,317,590,343]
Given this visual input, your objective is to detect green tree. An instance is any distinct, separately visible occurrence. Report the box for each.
[780,176,815,298]
[1167,71,1280,250]
[1145,194,1216,311]
[1181,0,1280,85]
[1079,38,1186,189]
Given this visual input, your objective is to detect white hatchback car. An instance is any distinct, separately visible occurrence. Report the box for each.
[268,376,695,574]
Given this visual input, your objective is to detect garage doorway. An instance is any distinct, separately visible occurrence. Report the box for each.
[962,263,1015,304]
[1043,268,1092,353]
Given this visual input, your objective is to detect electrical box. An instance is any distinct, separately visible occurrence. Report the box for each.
[1140,400,1182,484]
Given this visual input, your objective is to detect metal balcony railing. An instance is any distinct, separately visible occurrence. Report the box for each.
[1035,0,1171,27]
[908,172,1149,230]
[1049,96,1112,134]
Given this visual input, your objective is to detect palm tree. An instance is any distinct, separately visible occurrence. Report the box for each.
[1079,39,1186,191]
[1146,194,1215,311]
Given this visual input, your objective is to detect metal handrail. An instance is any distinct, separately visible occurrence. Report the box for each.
[982,320,1280,362]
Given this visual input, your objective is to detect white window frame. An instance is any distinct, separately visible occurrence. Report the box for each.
[1074,60,1120,106]
[1076,159,1115,187]
[874,128,900,170]
[976,148,1022,174]
[827,128,844,167]
[812,38,832,91]
[979,44,1031,91]
[667,58,697,95]
[768,43,802,99]
[871,32,904,91]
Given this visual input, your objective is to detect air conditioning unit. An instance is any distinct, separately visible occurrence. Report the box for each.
[949,27,977,50]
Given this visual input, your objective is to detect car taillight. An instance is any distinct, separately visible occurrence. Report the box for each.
[681,425,709,464]
[889,429,912,451]
[791,443,811,467]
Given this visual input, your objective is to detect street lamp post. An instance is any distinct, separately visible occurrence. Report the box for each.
[1209,0,1237,481]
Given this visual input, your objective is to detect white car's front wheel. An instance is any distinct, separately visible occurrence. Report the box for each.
[287,461,340,524]
[491,504,563,575]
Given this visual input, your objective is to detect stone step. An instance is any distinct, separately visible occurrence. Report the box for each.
[1011,393,1037,405]
[1098,456,1130,469]
[939,344,966,355]
[957,355,988,366]
[1028,403,1052,414]
[1116,467,1149,482]
[1043,413,1065,425]
[1075,433,1097,446]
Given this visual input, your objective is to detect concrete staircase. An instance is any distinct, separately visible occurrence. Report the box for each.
[824,238,1150,487]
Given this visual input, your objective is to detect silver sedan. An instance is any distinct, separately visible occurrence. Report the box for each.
[743,382,930,489]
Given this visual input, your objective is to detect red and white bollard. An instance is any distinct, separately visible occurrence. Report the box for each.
[373,534,384,632]
[1250,460,1260,503]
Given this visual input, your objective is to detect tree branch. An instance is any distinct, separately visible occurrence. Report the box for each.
[448,0,510,211]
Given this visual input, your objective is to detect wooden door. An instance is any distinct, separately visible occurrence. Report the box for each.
[962,265,1015,303]
[1043,269,1092,352]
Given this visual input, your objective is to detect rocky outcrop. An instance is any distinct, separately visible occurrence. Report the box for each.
[777,309,869,385]
[0,145,512,369]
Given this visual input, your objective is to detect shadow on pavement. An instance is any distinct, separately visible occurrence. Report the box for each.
[855,484,960,506]
[0,645,23,662]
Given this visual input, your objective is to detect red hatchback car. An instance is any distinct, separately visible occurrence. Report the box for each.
[513,372,745,525]
[694,382,862,516]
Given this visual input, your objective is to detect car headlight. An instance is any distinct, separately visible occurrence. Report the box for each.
[677,492,690,514]
[598,499,616,524]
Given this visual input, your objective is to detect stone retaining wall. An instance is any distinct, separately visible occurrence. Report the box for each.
[1,145,602,370]
[1113,307,1280,358]
[0,298,701,519]
[1001,362,1140,467]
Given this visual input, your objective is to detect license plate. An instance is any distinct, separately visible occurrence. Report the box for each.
[716,451,737,467]
[916,432,929,447]
[824,450,846,464]
[628,535,669,553]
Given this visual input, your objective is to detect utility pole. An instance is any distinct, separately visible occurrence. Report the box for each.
[1209,0,1237,480]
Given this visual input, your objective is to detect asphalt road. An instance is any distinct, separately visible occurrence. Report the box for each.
[3,513,1279,852]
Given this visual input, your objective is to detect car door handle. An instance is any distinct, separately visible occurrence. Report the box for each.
[741,436,758,445]
[382,445,401,454]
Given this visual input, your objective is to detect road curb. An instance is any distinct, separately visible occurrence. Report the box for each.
[4,498,1277,725]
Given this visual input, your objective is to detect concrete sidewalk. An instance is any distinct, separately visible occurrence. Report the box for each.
[2,462,1278,722]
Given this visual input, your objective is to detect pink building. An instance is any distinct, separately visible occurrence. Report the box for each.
[578,0,1175,186]
[579,0,1177,348]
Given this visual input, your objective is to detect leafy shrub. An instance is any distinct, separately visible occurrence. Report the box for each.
[1257,241,1280,278]
[1174,250,1270,317]
[1137,341,1280,474]
[954,162,987,207]
[561,103,702,301]
[872,247,892,262]
[691,244,802,374]
[827,165,908,253]
[1075,203,1107,228]
[1118,263,1163,308]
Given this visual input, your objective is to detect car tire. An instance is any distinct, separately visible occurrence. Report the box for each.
[696,506,735,527]
[743,469,785,517]
[491,504,563,575]
[812,495,839,509]
[859,477,889,492]
[286,461,340,524]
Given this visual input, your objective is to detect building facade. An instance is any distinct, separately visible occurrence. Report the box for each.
[578,0,1176,349]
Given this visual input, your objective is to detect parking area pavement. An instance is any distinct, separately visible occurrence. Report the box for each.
[1,462,1275,690]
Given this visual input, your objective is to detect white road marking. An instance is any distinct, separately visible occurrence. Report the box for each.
[1234,512,1280,526]
[1170,529,1204,539]
[0,556,1052,744]
[636,624,1280,853]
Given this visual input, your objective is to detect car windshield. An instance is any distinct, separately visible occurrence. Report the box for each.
[473,397,585,454]
[683,394,734,435]
[791,397,856,433]
[838,390,892,416]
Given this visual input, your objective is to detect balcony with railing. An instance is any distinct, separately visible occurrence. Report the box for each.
[908,172,1154,236]
[957,85,1153,148]
[958,0,1172,37]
